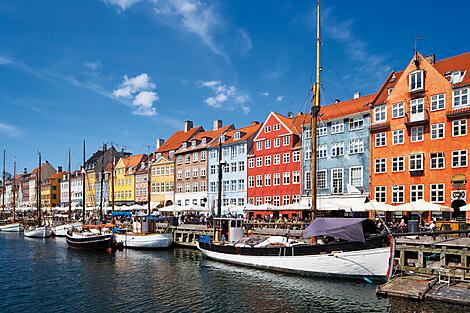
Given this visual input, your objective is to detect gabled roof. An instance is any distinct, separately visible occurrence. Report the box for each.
[156,126,204,154]
[31,161,53,175]
[176,125,234,154]
[253,111,309,142]
[120,154,145,171]
[320,94,375,121]
[49,171,67,180]
[208,123,262,148]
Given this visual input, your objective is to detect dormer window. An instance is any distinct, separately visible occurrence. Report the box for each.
[273,124,280,131]
[387,88,394,95]
[220,135,225,143]
[182,142,188,149]
[450,71,465,84]
[201,138,207,145]
[409,70,424,92]
[265,126,271,133]
[191,140,197,147]
[129,167,133,172]
[233,131,240,140]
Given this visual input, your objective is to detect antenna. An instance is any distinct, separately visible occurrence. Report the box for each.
[414,35,423,55]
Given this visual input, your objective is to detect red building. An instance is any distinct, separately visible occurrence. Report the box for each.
[247,112,309,219]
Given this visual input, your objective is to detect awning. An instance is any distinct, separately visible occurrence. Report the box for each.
[303,218,366,243]
[353,200,397,212]
[397,199,453,212]
[316,195,368,211]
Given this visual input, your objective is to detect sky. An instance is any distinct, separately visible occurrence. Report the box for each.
[0,0,469,173]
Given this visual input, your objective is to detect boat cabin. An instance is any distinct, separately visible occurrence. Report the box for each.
[132,212,156,234]
[213,217,244,242]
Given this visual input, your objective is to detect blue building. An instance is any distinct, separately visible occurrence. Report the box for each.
[301,94,374,210]
[207,122,261,210]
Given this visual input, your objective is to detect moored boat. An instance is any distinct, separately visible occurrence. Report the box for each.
[24,225,53,238]
[65,229,115,250]
[0,222,24,233]
[115,232,173,249]
[52,222,82,237]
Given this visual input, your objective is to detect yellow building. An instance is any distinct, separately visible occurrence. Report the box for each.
[151,155,174,208]
[41,171,65,208]
[85,170,96,207]
[114,154,145,205]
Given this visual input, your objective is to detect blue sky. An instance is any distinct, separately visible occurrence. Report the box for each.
[0,0,469,173]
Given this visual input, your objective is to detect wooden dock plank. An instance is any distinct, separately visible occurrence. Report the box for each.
[377,275,437,300]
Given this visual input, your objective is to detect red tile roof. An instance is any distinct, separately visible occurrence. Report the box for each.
[121,154,145,169]
[156,126,203,154]
[320,94,375,120]
[50,171,67,180]
[31,162,52,175]
[176,125,234,154]
[208,123,262,148]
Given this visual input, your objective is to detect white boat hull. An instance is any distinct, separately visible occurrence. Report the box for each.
[24,226,53,238]
[52,222,83,237]
[115,232,173,249]
[0,223,24,232]
[197,243,390,278]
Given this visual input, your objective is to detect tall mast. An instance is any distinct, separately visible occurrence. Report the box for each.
[82,140,86,224]
[111,144,115,213]
[2,148,5,213]
[68,148,72,222]
[310,0,321,219]
[147,155,151,215]
[99,143,105,231]
[37,151,42,225]
[12,157,16,222]
[216,139,223,217]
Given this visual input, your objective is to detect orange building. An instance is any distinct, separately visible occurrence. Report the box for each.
[370,52,470,220]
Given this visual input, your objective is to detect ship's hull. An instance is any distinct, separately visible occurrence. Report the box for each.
[197,242,390,279]
[52,222,82,237]
[24,226,53,238]
[65,231,114,250]
[0,223,24,233]
[115,232,173,249]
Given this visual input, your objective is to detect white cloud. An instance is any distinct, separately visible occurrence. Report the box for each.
[260,91,269,96]
[152,0,227,59]
[103,0,141,11]
[113,73,158,116]
[0,56,12,64]
[276,96,284,102]
[241,106,250,115]
[235,94,249,103]
[198,80,250,113]
[0,122,23,137]
[84,60,102,72]
[236,28,252,56]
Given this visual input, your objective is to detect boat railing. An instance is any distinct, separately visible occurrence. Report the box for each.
[245,221,310,230]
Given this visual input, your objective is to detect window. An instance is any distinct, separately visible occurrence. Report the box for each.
[283,153,290,163]
[238,161,245,172]
[230,180,237,191]
[230,162,237,172]
[410,98,424,116]
[248,158,254,168]
[177,170,182,180]
[185,154,190,164]
[293,151,300,162]
[349,117,364,131]
[231,147,238,159]
[273,173,280,186]
[283,136,290,146]
[430,184,445,203]
[305,171,312,190]
[452,150,468,168]
[452,119,467,137]
[392,185,404,204]
[304,130,312,139]
[177,155,183,165]
[238,145,245,154]
[317,127,327,137]
[233,131,241,140]
[375,158,386,173]
[256,141,263,151]
[316,170,325,189]
[274,137,280,147]
[248,176,254,188]
[265,140,271,149]
[273,154,280,165]
[409,153,424,171]
[392,129,404,145]
[292,195,300,203]
[264,174,271,186]
[283,172,290,185]
[192,152,198,162]
[265,126,271,133]
[409,70,423,92]
[192,182,198,192]
[264,156,271,166]
[375,186,386,203]
[431,94,445,111]
[431,123,445,140]
[293,171,300,184]
[331,169,343,194]
[430,152,445,169]
[349,166,363,187]
[185,183,190,192]
[248,197,254,205]
[374,105,386,123]
[349,139,364,154]
[273,124,280,131]
[238,179,245,191]
[210,182,216,193]
[410,184,424,202]
[318,145,327,158]
[392,102,405,118]
[453,88,469,108]
[411,126,424,142]
[375,132,386,147]
[331,121,344,134]
[256,157,262,167]
[331,142,344,157]
[392,156,405,172]
[185,169,191,179]
[282,195,290,205]
[210,165,216,175]
[273,196,280,206]
[264,196,271,204]
[177,184,182,193]
[192,168,198,177]
[256,197,262,206]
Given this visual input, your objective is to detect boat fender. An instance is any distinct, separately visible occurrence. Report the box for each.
[363,277,374,284]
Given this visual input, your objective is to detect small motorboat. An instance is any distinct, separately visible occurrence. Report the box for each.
[115,232,173,249]
[24,225,53,238]
[65,228,115,250]
[0,222,24,233]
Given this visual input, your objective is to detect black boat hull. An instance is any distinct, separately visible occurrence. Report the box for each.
[65,232,115,250]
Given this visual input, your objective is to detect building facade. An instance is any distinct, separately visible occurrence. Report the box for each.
[134,156,150,204]
[41,170,65,208]
[114,154,145,205]
[370,52,470,220]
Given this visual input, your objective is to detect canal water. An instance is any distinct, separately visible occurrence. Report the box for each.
[0,233,462,312]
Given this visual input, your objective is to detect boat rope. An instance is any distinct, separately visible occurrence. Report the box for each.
[331,254,375,276]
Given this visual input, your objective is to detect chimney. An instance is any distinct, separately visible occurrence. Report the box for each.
[335,99,341,103]
[426,54,436,64]
[251,121,259,126]
[353,92,361,99]
[156,139,165,150]
[287,112,293,118]
[213,119,222,130]
[184,120,193,132]
[23,168,27,174]
[57,166,63,173]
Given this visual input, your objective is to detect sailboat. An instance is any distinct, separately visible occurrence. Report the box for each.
[52,149,82,237]
[65,142,115,250]
[24,151,53,238]
[197,0,392,279]
[0,152,24,233]
[114,152,173,249]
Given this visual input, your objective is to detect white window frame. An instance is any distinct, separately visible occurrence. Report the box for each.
[331,142,344,157]
[331,168,344,194]
[453,88,469,109]
[409,153,424,171]
[411,126,424,142]
[392,102,405,118]
[374,186,387,203]
[410,184,425,202]
[375,158,387,174]
[375,132,386,147]
[430,94,445,111]
[452,150,468,168]
[430,152,445,170]
[409,70,424,92]
[392,129,404,145]
[431,123,445,140]
[349,166,363,187]
[452,119,467,137]
[349,139,364,155]
[374,105,387,123]
[331,121,344,134]
[349,116,364,131]
[392,156,405,172]
[430,183,445,203]
[392,185,405,204]
[317,127,327,137]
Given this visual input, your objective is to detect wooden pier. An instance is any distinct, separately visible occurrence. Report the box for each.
[155,223,213,247]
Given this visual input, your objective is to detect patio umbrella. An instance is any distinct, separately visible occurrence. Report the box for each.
[457,204,470,211]
[353,200,397,212]
[397,199,453,212]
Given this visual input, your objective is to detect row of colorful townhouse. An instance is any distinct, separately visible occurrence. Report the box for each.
[1,51,469,218]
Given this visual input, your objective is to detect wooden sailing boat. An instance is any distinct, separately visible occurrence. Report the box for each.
[65,141,115,250]
[197,0,392,279]
[0,152,24,232]
[114,152,173,249]
[24,151,52,238]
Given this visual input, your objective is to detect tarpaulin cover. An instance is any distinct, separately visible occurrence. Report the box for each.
[302,218,366,243]
[112,211,132,217]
